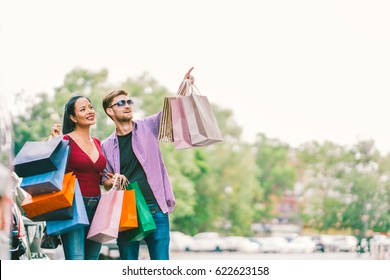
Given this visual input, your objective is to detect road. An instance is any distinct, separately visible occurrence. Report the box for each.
[171,251,373,260]
[44,245,383,260]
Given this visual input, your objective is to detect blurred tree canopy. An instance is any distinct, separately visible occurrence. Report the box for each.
[11,67,390,236]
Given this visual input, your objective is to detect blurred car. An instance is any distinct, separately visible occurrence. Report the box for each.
[329,235,358,252]
[284,236,316,253]
[170,231,194,252]
[310,235,336,253]
[188,232,227,252]
[250,236,289,253]
[224,236,260,253]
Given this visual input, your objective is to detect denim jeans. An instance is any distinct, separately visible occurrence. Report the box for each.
[61,196,102,260]
[117,204,170,260]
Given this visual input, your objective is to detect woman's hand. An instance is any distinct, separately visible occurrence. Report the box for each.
[50,124,62,138]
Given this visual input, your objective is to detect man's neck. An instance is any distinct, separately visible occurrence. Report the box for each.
[116,121,133,136]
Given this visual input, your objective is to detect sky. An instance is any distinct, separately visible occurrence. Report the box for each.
[1,0,390,153]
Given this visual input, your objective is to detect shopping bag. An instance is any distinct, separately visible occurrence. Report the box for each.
[123,182,156,242]
[158,97,175,142]
[171,97,192,149]
[181,83,223,146]
[30,203,73,222]
[46,179,89,235]
[119,188,138,232]
[20,145,69,195]
[21,172,75,220]
[87,187,124,243]
[13,137,67,177]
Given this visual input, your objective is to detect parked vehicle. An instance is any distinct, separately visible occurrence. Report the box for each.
[188,232,227,252]
[170,231,194,252]
[329,235,358,252]
[284,236,316,253]
[250,236,288,253]
[224,236,260,253]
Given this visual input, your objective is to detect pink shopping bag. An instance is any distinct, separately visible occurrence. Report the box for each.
[87,187,124,243]
[181,87,223,147]
[171,97,193,149]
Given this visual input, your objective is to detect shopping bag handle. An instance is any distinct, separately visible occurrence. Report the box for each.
[176,79,203,98]
[110,173,130,192]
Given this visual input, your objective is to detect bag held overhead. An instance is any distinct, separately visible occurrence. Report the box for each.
[158,96,175,142]
[180,81,223,147]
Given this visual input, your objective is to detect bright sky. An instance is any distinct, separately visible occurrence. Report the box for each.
[1,0,390,153]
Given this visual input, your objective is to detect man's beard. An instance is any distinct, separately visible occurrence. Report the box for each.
[119,114,132,122]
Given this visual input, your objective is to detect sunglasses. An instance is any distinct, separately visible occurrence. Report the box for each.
[109,99,134,108]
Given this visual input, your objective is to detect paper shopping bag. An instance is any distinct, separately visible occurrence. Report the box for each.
[119,188,138,232]
[13,137,67,177]
[158,97,175,142]
[87,187,124,243]
[46,179,89,235]
[123,182,156,242]
[181,87,223,146]
[20,145,69,195]
[171,97,193,149]
[21,172,75,221]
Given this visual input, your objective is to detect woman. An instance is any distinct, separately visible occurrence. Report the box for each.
[51,95,106,260]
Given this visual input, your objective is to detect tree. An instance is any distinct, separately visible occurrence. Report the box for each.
[254,133,297,223]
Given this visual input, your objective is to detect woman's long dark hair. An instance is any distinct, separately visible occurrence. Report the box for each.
[62,95,91,134]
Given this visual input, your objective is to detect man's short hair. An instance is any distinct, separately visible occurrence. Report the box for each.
[102,89,129,117]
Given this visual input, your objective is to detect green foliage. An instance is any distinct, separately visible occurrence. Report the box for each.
[253,133,296,223]
[12,67,390,237]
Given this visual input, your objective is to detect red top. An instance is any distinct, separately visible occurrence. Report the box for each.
[63,134,106,197]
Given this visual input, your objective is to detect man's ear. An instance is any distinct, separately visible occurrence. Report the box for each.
[106,108,114,118]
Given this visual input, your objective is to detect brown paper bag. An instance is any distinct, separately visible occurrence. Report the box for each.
[158,97,175,142]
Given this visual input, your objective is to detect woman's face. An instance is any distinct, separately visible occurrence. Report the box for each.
[71,97,96,128]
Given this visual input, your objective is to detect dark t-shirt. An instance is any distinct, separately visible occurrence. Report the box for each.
[117,132,157,205]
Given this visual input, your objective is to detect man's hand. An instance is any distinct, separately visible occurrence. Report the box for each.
[184,67,195,84]
[103,172,129,191]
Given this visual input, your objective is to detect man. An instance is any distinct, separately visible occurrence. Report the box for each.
[101,68,193,260]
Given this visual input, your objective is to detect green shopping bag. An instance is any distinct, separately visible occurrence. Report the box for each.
[124,182,156,241]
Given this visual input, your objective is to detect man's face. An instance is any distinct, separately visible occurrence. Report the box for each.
[109,94,133,122]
